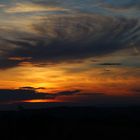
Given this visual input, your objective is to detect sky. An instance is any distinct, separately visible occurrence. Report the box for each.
[0,0,140,107]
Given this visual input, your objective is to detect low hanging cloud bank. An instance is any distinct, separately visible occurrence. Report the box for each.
[0,86,140,105]
[0,87,80,104]
[0,14,139,69]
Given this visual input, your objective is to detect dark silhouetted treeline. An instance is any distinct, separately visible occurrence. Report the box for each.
[0,106,140,139]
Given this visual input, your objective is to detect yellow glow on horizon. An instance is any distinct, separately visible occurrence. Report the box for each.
[0,62,139,96]
[23,99,61,103]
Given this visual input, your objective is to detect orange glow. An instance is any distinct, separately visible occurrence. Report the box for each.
[0,61,140,102]
[23,99,61,103]
[0,0,139,105]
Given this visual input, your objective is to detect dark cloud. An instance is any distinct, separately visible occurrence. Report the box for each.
[80,95,140,106]
[0,59,20,69]
[130,88,140,95]
[99,63,122,66]
[60,91,140,106]
[0,87,80,104]
[57,90,80,96]
[0,86,140,106]
[0,14,139,69]
[19,86,46,90]
[105,0,140,10]
[33,0,61,6]
[0,88,47,103]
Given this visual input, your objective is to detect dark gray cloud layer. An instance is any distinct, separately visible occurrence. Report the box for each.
[99,63,122,66]
[0,14,139,69]
[0,87,80,104]
[104,0,140,10]
[0,86,140,105]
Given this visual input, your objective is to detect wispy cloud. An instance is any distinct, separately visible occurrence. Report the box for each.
[4,2,69,13]
[0,4,5,8]
[0,14,139,69]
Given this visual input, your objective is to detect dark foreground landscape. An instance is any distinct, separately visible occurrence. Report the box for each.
[0,106,140,139]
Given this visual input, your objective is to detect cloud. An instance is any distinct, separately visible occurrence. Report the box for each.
[99,63,122,66]
[56,90,80,96]
[71,0,140,16]
[0,86,139,105]
[58,91,140,106]
[130,87,140,95]
[0,4,5,8]
[100,0,140,9]
[0,88,47,103]
[0,87,80,104]
[0,14,139,69]
[4,2,69,13]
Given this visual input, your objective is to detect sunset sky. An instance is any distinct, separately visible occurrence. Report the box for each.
[0,0,140,106]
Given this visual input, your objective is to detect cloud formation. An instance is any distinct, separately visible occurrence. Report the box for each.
[0,88,47,103]
[0,14,139,69]
[0,0,139,107]
[99,63,122,66]
[0,87,80,104]
[4,2,69,13]
[103,0,140,10]
[0,86,139,105]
